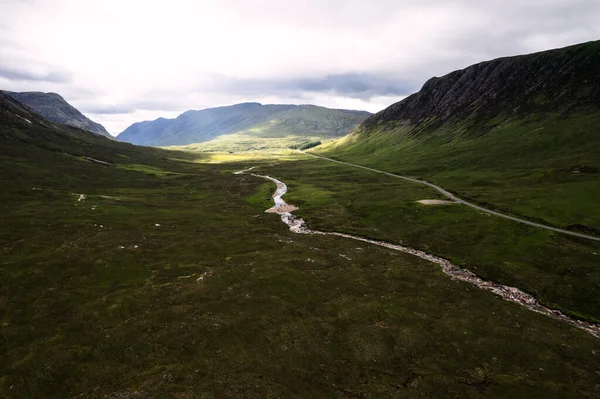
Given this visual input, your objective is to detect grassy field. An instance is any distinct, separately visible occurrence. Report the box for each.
[165,134,331,153]
[320,113,600,231]
[258,155,600,323]
[2,114,600,397]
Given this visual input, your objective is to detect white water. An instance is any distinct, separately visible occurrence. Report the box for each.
[268,176,288,208]
[236,168,600,339]
[249,173,298,213]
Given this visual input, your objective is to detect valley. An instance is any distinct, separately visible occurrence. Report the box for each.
[2,138,600,397]
[239,165,600,337]
[2,38,600,398]
[257,154,600,324]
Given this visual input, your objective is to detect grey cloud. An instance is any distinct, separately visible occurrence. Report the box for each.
[374,1,600,87]
[224,74,417,100]
[0,65,72,83]
[294,74,414,98]
[219,1,600,102]
[81,99,188,115]
[0,31,72,84]
[3,0,600,129]
[81,73,413,115]
[81,104,135,115]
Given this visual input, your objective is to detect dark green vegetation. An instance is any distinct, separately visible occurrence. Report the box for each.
[117,102,369,147]
[321,113,600,230]
[2,91,600,397]
[321,40,600,231]
[290,140,322,150]
[263,156,600,321]
[309,41,600,321]
[2,91,111,137]
[166,133,327,153]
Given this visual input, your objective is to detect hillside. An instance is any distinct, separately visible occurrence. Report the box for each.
[360,41,600,132]
[320,40,600,230]
[117,102,370,147]
[3,90,112,138]
[3,88,600,397]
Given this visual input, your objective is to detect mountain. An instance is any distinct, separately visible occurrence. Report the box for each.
[117,102,370,146]
[3,88,600,399]
[357,40,600,134]
[320,40,600,230]
[3,90,112,138]
[1,90,54,129]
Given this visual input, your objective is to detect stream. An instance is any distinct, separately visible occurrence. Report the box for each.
[236,168,600,339]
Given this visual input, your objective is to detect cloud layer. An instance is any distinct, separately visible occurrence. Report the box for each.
[1,0,599,134]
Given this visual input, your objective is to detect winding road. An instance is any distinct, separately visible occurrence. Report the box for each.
[302,152,600,242]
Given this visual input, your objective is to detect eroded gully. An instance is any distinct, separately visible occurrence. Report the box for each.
[235,168,600,339]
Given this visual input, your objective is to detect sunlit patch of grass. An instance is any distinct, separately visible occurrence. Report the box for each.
[116,163,184,176]
[174,150,304,164]
[164,133,333,153]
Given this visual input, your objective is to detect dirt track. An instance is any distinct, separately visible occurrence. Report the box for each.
[302,152,600,242]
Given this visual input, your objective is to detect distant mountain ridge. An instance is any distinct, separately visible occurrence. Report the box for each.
[2,91,111,138]
[117,102,370,146]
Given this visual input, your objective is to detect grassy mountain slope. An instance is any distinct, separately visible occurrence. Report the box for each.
[320,40,600,231]
[3,90,112,138]
[2,91,600,397]
[117,102,370,147]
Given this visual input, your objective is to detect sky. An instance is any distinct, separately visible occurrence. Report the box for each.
[1,0,599,135]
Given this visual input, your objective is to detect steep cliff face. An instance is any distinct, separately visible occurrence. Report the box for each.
[360,40,600,134]
[2,91,112,138]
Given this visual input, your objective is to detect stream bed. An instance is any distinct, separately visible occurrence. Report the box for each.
[237,169,600,339]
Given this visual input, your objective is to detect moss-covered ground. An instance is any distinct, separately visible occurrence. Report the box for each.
[1,119,600,397]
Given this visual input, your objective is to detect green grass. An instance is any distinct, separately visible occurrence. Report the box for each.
[290,110,600,324]
[2,113,600,397]
[319,113,600,230]
[115,163,184,176]
[256,156,600,323]
[165,134,334,153]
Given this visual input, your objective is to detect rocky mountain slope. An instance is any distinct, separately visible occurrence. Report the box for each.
[117,102,370,146]
[3,90,111,138]
[357,40,600,135]
[321,40,600,233]
[1,90,53,129]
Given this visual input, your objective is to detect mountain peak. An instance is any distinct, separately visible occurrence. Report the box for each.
[2,90,111,138]
[362,40,600,132]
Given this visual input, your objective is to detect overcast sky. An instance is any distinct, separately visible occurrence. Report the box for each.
[1,0,599,135]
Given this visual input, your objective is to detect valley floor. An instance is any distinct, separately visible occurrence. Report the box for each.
[2,147,600,398]
[242,168,600,338]
[302,152,600,242]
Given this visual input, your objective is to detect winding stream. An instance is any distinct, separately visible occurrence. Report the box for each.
[236,169,600,339]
